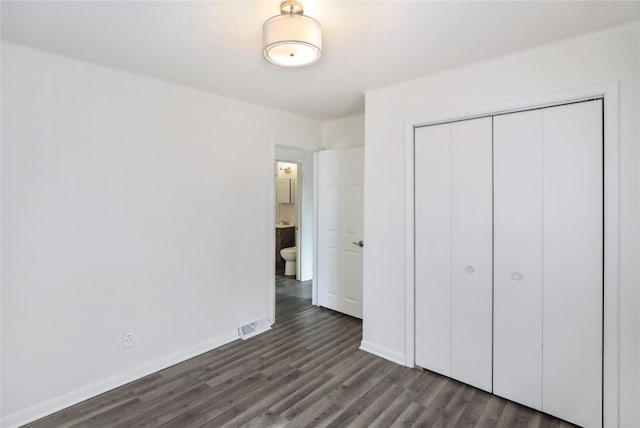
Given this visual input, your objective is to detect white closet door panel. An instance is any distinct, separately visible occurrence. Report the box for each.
[542,100,603,428]
[415,124,452,376]
[450,117,493,392]
[493,110,544,410]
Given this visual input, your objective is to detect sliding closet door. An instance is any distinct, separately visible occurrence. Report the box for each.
[493,110,543,410]
[542,100,603,428]
[415,117,493,392]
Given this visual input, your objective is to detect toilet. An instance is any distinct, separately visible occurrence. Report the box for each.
[280,247,296,276]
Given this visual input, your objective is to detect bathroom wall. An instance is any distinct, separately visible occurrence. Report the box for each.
[276,162,297,226]
[1,41,323,426]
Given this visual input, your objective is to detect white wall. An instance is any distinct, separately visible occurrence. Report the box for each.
[363,22,640,425]
[0,42,322,425]
[322,114,365,149]
[274,147,315,282]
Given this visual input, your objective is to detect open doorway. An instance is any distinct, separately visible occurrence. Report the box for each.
[272,146,316,323]
[275,161,299,277]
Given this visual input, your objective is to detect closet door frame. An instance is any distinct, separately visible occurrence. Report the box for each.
[405,82,619,427]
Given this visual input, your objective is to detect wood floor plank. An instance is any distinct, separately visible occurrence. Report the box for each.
[324,375,396,428]
[26,275,576,428]
[431,384,476,427]
[24,390,139,428]
[497,401,526,428]
[275,275,312,319]
[238,411,289,428]
[267,370,337,416]
[415,373,451,408]
[538,412,570,428]
[347,383,405,427]
[454,388,491,427]
[154,373,270,427]
[369,390,415,427]
[391,401,426,427]
[280,354,381,422]
[216,371,333,427]
[111,382,217,427]
[290,358,399,428]
[411,377,460,426]
[474,395,509,428]
[200,370,304,427]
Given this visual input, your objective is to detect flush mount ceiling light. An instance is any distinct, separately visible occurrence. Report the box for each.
[263,0,322,67]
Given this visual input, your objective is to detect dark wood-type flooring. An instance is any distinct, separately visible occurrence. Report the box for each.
[26,277,574,428]
[276,275,312,321]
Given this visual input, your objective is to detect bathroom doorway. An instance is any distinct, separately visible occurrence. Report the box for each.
[275,161,299,277]
[272,146,315,323]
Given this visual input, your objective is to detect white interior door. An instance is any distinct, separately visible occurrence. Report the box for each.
[415,117,493,392]
[317,147,364,318]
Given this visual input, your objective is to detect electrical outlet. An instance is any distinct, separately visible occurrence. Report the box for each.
[123,331,134,349]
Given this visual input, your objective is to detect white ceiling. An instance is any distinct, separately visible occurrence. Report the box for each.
[2,1,639,121]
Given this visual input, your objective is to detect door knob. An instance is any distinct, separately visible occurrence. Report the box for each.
[465,266,474,273]
[352,240,364,248]
[511,272,522,280]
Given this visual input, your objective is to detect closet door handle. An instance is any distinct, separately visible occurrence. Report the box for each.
[511,272,522,280]
[465,266,474,273]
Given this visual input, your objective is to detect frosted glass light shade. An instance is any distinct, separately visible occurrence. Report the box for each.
[263,14,322,67]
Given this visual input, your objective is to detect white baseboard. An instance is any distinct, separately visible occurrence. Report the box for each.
[359,340,408,367]
[1,329,239,428]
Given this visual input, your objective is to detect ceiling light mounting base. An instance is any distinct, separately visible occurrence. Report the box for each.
[280,0,304,15]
